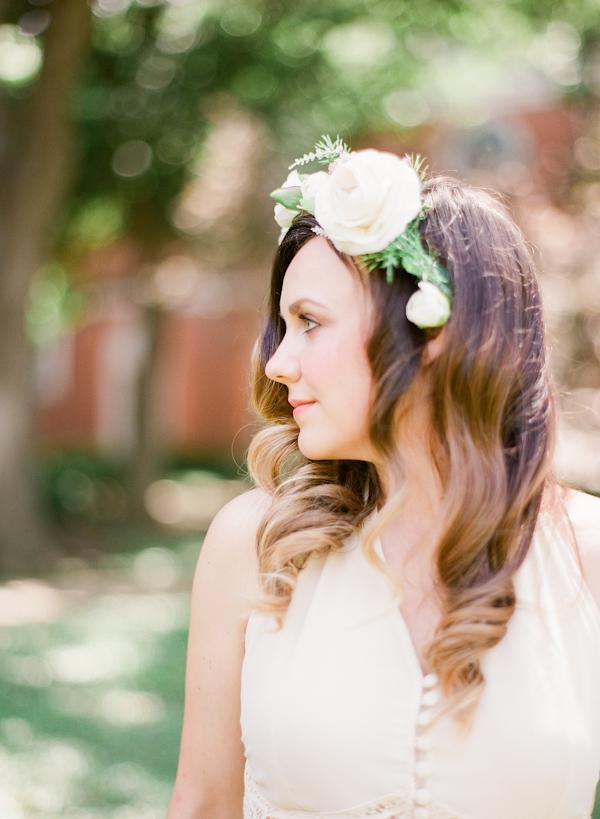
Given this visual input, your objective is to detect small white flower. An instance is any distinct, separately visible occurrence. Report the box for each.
[405,281,451,328]
[274,202,299,229]
[313,149,422,256]
[300,171,329,202]
[282,169,302,189]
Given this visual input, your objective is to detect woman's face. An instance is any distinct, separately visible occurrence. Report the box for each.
[265,237,377,462]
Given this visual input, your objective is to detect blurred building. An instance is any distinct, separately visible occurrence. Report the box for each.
[36,255,265,459]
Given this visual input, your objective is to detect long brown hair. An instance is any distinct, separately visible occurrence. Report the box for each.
[248,175,557,723]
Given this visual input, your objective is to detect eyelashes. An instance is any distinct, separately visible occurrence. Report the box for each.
[299,314,318,332]
[278,313,320,333]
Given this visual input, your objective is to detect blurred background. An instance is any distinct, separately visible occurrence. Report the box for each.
[0,0,600,816]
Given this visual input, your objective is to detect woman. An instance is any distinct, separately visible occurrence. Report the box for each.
[167,139,600,819]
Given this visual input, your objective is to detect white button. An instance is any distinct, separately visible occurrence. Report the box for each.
[416,709,434,727]
[413,808,429,819]
[414,760,431,778]
[421,689,440,707]
[423,673,439,689]
[414,788,431,806]
[415,734,433,751]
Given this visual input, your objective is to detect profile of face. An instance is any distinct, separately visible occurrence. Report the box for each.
[265,237,377,462]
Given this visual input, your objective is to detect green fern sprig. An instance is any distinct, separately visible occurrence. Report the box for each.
[289,135,350,170]
[362,219,451,297]
[407,153,428,186]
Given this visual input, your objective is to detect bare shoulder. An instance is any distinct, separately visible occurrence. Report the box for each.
[204,486,272,554]
[195,486,271,598]
[564,488,600,609]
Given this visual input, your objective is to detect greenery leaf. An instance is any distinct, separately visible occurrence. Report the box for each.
[270,187,303,209]
[289,134,350,169]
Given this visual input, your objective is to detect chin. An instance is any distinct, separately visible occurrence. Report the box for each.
[297,432,367,462]
[297,432,338,461]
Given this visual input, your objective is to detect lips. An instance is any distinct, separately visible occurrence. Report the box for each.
[290,399,316,418]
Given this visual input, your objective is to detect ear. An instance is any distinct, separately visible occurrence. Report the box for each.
[422,326,447,365]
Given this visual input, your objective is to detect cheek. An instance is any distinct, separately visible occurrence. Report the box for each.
[307,331,373,411]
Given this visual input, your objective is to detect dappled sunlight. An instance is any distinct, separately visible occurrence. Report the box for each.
[50,686,166,727]
[132,548,180,591]
[100,689,165,726]
[0,722,171,818]
[0,541,196,817]
[0,581,75,627]
[144,472,244,528]
[0,722,89,819]
[47,638,144,684]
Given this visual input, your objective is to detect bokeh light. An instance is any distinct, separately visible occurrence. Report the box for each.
[111,140,153,177]
[0,25,43,86]
[18,10,52,38]
[323,20,396,68]
[144,472,244,529]
[383,90,430,128]
[220,7,262,38]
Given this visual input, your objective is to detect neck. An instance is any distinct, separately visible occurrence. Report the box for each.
[376,398,445,571]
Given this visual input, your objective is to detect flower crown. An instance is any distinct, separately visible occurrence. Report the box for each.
[270,136,452,329]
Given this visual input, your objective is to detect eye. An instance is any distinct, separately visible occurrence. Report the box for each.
[299,314,318,332]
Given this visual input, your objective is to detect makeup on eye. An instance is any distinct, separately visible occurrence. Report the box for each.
[298,314,318,332]
[279,297,332,325]
[277,312,319,332]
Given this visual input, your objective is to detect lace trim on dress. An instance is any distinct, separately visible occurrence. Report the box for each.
[243,764,463,819]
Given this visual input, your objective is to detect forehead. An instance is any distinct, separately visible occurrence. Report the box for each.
[280,237,367,313]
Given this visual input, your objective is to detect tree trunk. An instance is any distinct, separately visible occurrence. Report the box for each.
[0,0,91,572]
[126,302,168,525]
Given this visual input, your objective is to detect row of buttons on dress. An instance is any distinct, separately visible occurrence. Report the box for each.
[412,672,440,819]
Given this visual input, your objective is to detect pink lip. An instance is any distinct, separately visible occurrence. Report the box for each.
[292,402,315,418]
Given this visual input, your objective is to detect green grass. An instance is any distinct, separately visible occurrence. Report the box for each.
[0,535,201,819]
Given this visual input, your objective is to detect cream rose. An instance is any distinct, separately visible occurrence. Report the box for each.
[405,281,451,328]
[313,149,422,255]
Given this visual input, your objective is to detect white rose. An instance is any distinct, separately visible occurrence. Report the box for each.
[274,202,299,229]
[313,149,422,256]
[405,281,451,328]
[300,171,329,203]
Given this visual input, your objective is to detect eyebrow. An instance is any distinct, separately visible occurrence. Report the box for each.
[280,298,330,319]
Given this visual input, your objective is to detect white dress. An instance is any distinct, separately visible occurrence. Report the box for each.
[240,516,600,819]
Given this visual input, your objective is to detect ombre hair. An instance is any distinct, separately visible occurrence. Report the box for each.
[247,175,557,724]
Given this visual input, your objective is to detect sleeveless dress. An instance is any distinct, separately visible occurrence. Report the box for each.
[240,515,600,819]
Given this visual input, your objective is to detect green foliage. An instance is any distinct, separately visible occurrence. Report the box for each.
[363,217,452,293]
[7,0,596,280]
[289,134,351,169]
[69,0,584,248]
[270,186,303,209]
[26,264,86,345]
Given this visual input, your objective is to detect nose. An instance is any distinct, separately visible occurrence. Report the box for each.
[265,335,301,384]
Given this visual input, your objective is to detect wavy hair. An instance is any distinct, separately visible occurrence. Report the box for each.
[247,176,557,724]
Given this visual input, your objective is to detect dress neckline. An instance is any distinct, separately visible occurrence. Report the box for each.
[372,534,434,680]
